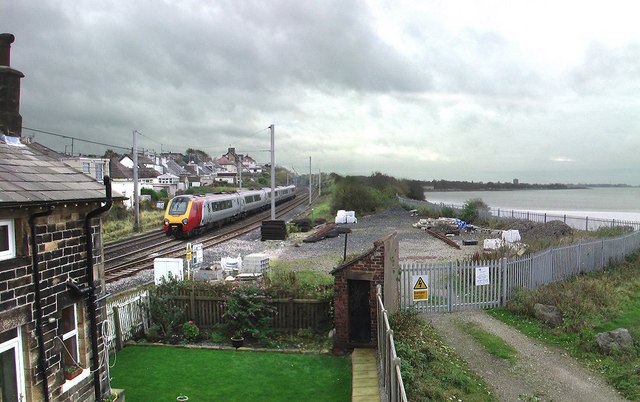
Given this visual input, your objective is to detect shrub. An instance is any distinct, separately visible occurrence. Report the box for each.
[182,320,200,342]
[221,285,276,340]
[460,198,489,223]
[147,276,187,340]
[440,206,455,218]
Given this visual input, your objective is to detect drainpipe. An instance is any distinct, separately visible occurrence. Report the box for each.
[29,206,54,402]
[83,176,113,401]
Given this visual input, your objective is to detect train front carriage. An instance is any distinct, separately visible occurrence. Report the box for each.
[163,195,201,237]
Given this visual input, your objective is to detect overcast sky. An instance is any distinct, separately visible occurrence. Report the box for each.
[4,1,640,184]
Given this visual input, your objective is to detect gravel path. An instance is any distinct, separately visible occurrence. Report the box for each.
[423,310,628,402]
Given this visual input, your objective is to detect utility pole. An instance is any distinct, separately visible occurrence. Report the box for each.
[269,124,276,220]
[318,169,321,196]
[237,154,243,189]
[132,130,140,232]
[308,156,312,205]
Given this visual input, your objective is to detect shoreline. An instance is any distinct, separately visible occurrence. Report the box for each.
[490,208,640,222]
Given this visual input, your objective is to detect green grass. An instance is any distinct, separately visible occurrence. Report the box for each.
[487,252,640,400]
[110,345,351,402]
[308,194,333,222]
[103,210,164,243]
[458,321,518,365]
[264,265,334,299]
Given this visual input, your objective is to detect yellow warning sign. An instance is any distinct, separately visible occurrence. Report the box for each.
[412,275,429,301]
[413,290,428,300]
[413,277,428,290]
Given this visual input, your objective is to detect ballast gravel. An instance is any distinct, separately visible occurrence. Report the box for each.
[106,205,481,294]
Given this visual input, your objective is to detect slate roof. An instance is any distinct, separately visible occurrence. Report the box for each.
[0,135,110,208]
[109,157,160,180]
[164,159,188,176]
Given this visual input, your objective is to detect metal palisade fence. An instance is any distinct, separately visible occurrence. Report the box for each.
[400,231,640,312]
[376,284,408,402]
[397,196,640,231]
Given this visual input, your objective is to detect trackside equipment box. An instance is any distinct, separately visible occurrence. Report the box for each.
[154,258,184,284]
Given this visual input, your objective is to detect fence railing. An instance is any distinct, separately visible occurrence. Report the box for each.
[105,287,331,351]
[156,287,332,333]
[400,230,640,311]
[376,284,408,402]
[105,289,149,351]
[398,196,640,231]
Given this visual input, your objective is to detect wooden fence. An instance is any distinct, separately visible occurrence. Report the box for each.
[400,230,640,312]
[105,287,331,351]
[160,287,332,333]
[105,289,149,351]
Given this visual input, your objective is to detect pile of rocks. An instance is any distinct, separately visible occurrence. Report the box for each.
[506,219,574,243]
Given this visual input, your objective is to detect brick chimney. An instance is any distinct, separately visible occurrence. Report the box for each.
[0,33,24,137]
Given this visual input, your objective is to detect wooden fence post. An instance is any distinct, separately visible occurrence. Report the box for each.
[288,298,294,334]
[113,306,123,351]
[189,284,196,322]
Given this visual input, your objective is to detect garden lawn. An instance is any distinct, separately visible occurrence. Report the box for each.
[110,345,351,402]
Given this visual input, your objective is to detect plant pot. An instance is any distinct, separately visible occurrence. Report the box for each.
[65,367,83,381]
[230,336,244,349]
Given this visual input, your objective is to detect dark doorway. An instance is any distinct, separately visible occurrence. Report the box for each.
[348,280,371,343]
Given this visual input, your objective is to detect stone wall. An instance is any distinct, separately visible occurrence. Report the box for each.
[0,205,109,402]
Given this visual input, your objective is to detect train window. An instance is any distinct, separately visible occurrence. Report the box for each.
[168,197,189,215]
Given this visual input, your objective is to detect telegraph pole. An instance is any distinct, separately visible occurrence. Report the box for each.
[308,157,312,205]
[132,130,140,232]
[269,124,276,220]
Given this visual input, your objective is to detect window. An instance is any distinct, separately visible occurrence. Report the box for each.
[82,162,90,174]
[95,163,104,181]
[0,219,15,261]
[0,328,26,402]
[60,304,89,393]
[168,197,189,215]
[61,305,79,370]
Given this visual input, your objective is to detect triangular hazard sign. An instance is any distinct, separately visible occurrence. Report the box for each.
[413,277,427,290]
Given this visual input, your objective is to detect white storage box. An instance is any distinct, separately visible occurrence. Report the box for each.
[242,253,270,273]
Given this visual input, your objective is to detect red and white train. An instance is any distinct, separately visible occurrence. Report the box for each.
[163,185,296,238]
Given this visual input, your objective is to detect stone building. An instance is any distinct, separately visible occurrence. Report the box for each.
[0,33,118,401]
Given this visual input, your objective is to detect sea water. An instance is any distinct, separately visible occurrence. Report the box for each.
[423,187,640,221]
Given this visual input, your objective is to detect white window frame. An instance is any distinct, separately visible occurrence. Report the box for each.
[60,304,89,392]
[95,163,104,181]
[0,329,26,402]
[61,305,80,368]
[0,219,16,261]
[82,162,90,174]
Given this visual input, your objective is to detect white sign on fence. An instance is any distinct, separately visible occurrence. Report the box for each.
[192,243,203,264]
[475,266,490,286]
[412,275,429,301]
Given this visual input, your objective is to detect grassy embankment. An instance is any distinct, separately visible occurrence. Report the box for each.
[103,210,165,243]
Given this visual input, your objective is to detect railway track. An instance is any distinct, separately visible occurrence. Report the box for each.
[104,193,309,283]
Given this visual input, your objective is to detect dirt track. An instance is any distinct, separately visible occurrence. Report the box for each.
[422,310,628,402]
